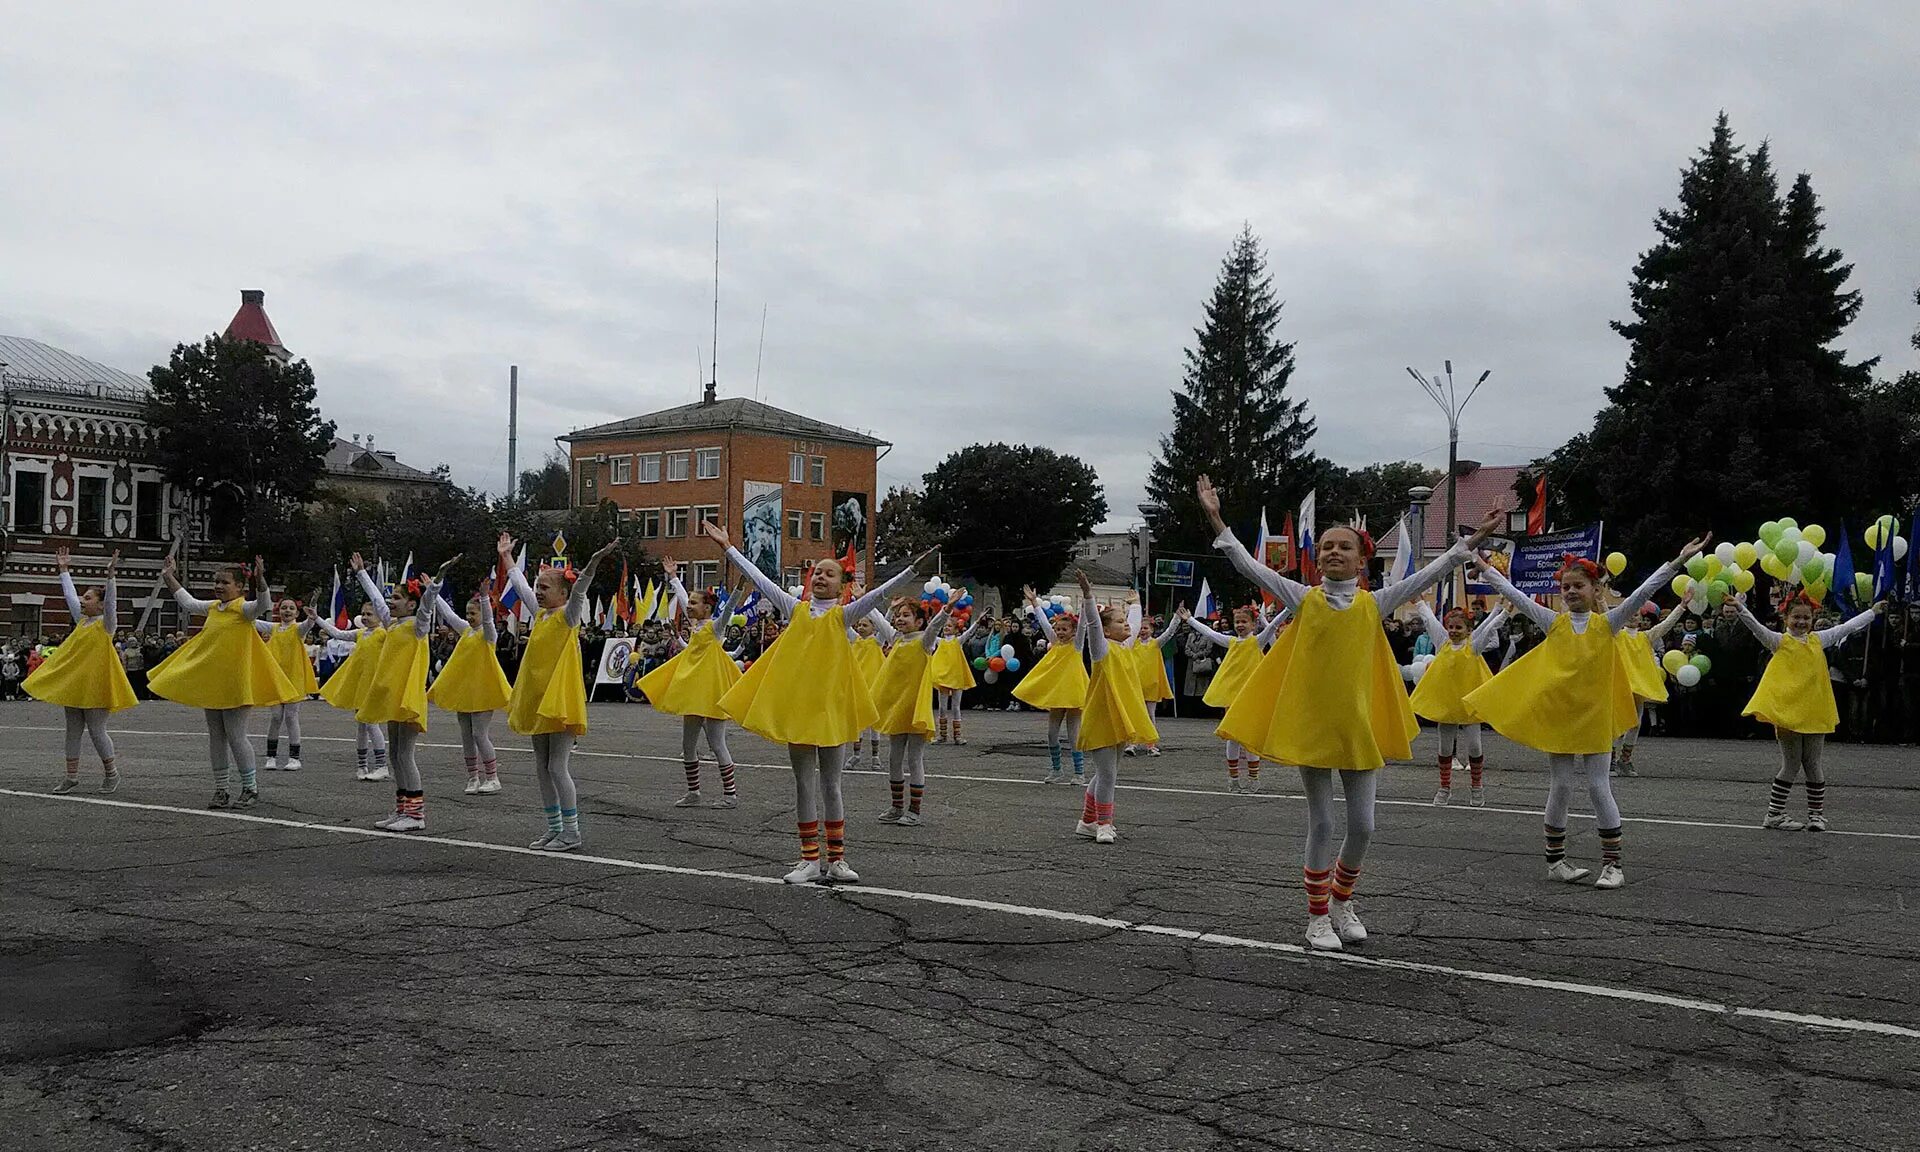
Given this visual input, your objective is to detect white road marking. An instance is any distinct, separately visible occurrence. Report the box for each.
[8,723,1917,842]
[6,786,1916,1041]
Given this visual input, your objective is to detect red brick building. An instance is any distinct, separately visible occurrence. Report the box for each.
[561,392,888,593]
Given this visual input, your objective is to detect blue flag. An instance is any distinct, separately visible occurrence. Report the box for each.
[1874,517,1896,602]
[1832,521,1858,612]
[1907,511,1920,602]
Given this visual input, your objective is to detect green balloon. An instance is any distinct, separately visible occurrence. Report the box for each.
[1758,521,1782,547]
[971,656,988,670]
[1780,517,1799,532]
[1690,653,1712,674]
[1773,538,1799,565]
[1686,556,1709,580]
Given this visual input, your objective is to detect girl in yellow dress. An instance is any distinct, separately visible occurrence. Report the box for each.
[149,554,299,810]
[1403,598,1508,807]
[352,553,456,833]
[1466,537,1706,891]
[1124,599,1183,757]
[637,557,744,809]
[1185,604,1287,792]
[849,613,887,772]
[705,519,931,884]
[254,597,319,773]
[1733,590,1880,831]
[1070,569,1157,845]
[930,610,976,744]
[497,532,621,853]
[1202,476,1500,950]
[429,588,514,796]
[28,548,135,795]
[1610,602,1684,778]
[315,603,390,781]
[868,596,982,826]
[1014,585,1091,785]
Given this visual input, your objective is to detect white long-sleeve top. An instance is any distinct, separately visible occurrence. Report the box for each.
[668,577,726,641]
[1476,557,1677,636]
[720,545,920,626]
[1214,528,1472,619]
[1413,601,1509,654]
[869,600,953,655]
[433,595,498,642]
[315,616,370,643]
[1078,594,1115,661]
[1124,604,1184,650]
[1734,599,1877,653]
[502,551,611,630]
[1187,609,1287,651]
[172,572,269,622]
[61,572,117,632]
[357,567,439,638]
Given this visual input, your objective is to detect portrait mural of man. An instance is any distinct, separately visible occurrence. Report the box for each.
[742,480,783,583]
[831,490,868,572]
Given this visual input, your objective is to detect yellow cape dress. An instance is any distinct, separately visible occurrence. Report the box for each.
[320,627,386,712]
[721,603,876,746]
[636,624,741,719]
[148,600,299,711]
[1742,633,1840,734]
[1013,639,1089,711]
[1078,643,1159,750]
[265,623,321,697]
[1201,635,1265,709]
[930,637,977,691]
[429,628,513,714]
[1135,641,1174,703]
[507,609,590,737]
[1615,629,1670,704]
[1465,614,1637,755]
[24,616,136,712]
[852,635,887,687]
[356,620,432,730]
[1408,641,1495,726]
[871,637,938,737]
[1216,588,1416,770]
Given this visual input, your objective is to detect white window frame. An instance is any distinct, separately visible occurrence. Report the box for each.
[693,504,720,529]
[666,451,690,482]
[636,453,662,484]
[695,447,721,480]
[665,507,691,537]
[632,508,661,539]
[9,465,49,533]
[690,561,719,591]
[75,472,109,538]
[808,512,825,542]
[784,567,805,589]
[786,509,804,539]
[609,455,632,485]
[809,456,826,486]
[789,453,806,484]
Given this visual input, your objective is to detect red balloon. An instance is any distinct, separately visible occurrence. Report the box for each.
[988,656,1006,672]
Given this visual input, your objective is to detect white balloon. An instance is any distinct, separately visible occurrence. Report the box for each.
[1675,664,1702,688]
[1780,527,1802,547]
[923,579,938,594]
[1784,565,1803,586]
[982,669,1000,684]
[1898,537,1911,562]
[1714,542,1738,567]
[1000,644,1015,659]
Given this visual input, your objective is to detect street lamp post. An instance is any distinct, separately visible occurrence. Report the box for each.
[1406,361,1490,548]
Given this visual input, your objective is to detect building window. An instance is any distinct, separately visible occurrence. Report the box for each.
[787,509,804,539]
[576,463,596,506]
[631,509,661,539]
[809,456,826,486]
[693,504,720,530]
[78,476,106,538]
[665,507,691,537]
[666,451,690,482]
[808,512,825,541]
[636,453,662,483]
[610,455,632,484]
[9,601,41,639]
[690,561,719,591]
[785,567,804,589]
[11,469,46,533]
[135,481,163,540]
[789,453,806,483]
[695,447,721,480]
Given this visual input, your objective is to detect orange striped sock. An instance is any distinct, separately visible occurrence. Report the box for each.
[1080,791,1097,824]
[1247,760,1260,779]
[1096,800,1114,826]
[797,820,820,861]
[1468,756,1484,788]
[1438,755,1453,790]
[1303,867,1333,916]
[908,784,923,814]
[1226,758,1240,779]
[824,819,846,861]
[888,780,905,809]
[1331,861,1361,903]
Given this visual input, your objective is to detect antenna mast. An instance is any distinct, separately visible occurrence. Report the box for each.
[706,194,720,404]
[754,304,768,401]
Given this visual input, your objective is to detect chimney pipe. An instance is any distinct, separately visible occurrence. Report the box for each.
[241,289,265,305]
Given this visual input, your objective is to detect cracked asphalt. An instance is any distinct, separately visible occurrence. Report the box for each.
[2,699,1917,1151]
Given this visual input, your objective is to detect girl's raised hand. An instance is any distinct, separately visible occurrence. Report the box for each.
[591,538,622,562]
[304,605,319,621]
[105,550,120,577]
[661,556,678,580]
[161,555,176,578]
[496,532,515,562]
[349,552,366,573]
[700,520,731,547]
[1464,508,1504,547]
[1074,568,1093,597]
[1195,476,1226,532]
[436,553,462,578]
[54,547,69,573]
[1673,534,1711,565]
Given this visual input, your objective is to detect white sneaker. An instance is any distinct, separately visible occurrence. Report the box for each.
[1328,900,1367,944]
[1305,915,1343,951]
[1546,860,1591,884]
[529,830,559,850]
[1469,786,1485,808]
[387,814,426,833]
[783,859,823,884]
[1807,812,1828,832]
[539,831,582,852]
[897,811,923,827]
[1094,824,1117,844]
[707,793,737,809]
[674,791,704,808]
[1433,788,1451,807]
[1763,812,1805,830]
[1042,770,1064,784]
[366,767,391,782]
[476,777,501,794]
[374,811,406,830]
[354,765,371,781]
[1074,820,1098,839]
[1244,777,1261,794]
[822,860,860,883]
[1147,747,1162,758]
[1228,777,1242,793]
[1123,745,1137,757]
[265,756,282,772]
[464,776,481,795]
[876,807,902,823]
[1594,863,1625,890]
[284,757,302,772]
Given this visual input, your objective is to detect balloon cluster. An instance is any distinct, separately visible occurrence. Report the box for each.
[921,577,973,625]
[971,643,1023,683]
[1037,594,1074,619]
[1661,647,1712,688]
[1405,652,1436,683]
[1666,539,1759,613]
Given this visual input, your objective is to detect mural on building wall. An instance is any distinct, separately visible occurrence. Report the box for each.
[741,480,783,584]
[831,490,868,575]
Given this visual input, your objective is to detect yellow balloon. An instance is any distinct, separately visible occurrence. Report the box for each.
[1731,569,1755,593]
[1671,574,1692,597]
[1866,523,1884,550]
[1805,580,1828,605]
[1705,557,1722,579]
[1605,551,1627,577]
[1733,542,1757,569]
[1803,524,1826,548]
[1761,554,1787,579]
[1662,649,1687,674]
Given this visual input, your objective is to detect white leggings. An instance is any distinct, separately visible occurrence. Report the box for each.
[1776,731,1826,784]
[681,715,733,765]
[1223,739,1260,763]
[887,733,928,786]
[64,707,114,763]
[457,710,497,763]
[788,743,847,823]
[1047,709,1082,750]
[1545,752,1622,828]
[356,722,388,755]
[1614,702,1648,753]
[203,707,254,789]
[935,689,962,721]
[532,731,578,813]
[266,701,302,749]
[1085,745,1119,804]
[1299,767,1376,872]
[1437,723,1483,760]
[386,722,423,792]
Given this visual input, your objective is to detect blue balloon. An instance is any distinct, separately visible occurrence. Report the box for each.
[1005,657,1021,672]
[931,588,949,603]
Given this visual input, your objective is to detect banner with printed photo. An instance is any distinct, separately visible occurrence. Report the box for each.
[741,480,784,584]
[831,490,869,576]
[1464,536,1516,597]
[595,635,634,687]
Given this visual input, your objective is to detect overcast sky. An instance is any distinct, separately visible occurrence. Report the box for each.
[3,2,1915,531]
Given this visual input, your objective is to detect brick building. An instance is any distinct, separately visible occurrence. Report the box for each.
[561,391,888,593]
[321,433,443,504]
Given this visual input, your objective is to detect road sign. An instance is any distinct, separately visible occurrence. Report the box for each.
[1154,559,1194,587]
